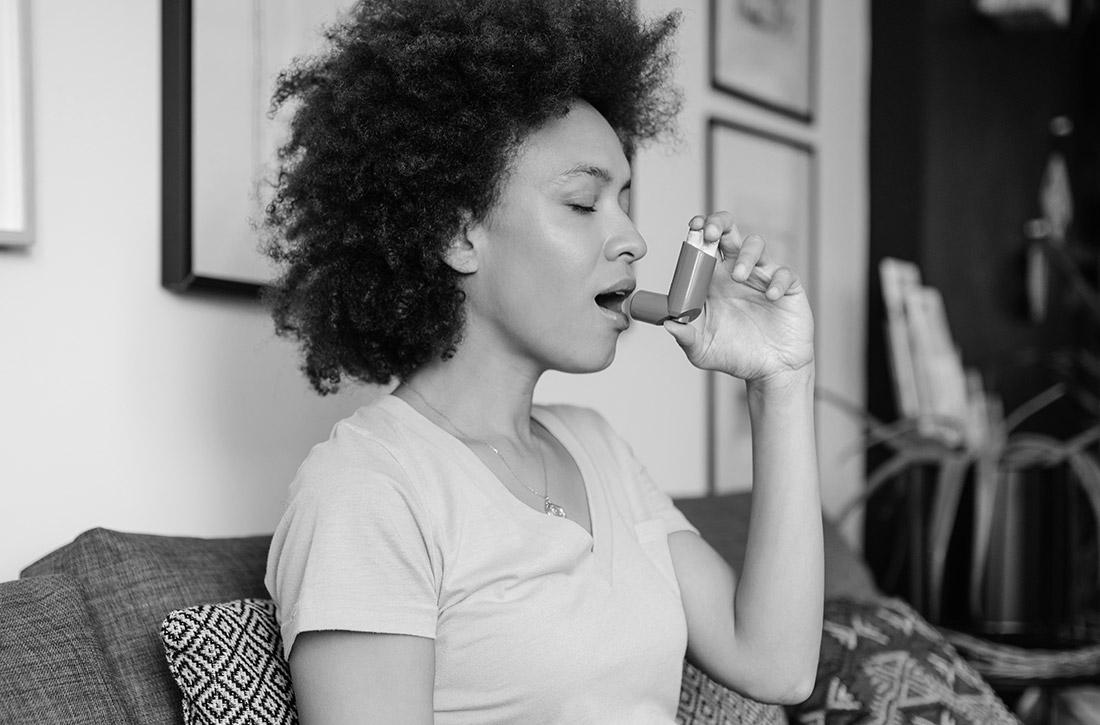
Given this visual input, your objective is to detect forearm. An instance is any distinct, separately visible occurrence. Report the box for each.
[731,363,823,694]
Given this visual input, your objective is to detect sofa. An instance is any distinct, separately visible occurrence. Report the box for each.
[0,492,1017,725]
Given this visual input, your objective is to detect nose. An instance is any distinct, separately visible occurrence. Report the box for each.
[604,219,647,263]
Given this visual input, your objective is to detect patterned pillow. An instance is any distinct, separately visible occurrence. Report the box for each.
[161,598,298,725]
[678,660,788,725]
[791,597,1020,724]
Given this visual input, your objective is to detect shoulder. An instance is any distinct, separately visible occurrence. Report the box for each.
[288,397,429,512]
[267,398,444,595]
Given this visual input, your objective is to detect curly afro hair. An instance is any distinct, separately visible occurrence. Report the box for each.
[264,0,682,395]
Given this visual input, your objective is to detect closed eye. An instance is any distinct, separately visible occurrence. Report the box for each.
[568,203,597,213]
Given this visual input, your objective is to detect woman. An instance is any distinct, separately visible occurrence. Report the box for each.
[263,1,823,722]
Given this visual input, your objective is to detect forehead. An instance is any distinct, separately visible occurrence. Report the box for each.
[510,102,631,185]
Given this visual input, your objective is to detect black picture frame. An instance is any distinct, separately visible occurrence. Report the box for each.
[704,117,816,493]
[0,0,35,248]
[709,0,817,123]
[704,118,816,276]
[162,0,264,297]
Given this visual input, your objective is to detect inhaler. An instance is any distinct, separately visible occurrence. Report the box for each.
[621,228,719,325]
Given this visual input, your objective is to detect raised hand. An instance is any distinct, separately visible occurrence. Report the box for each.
[663,212,814,384]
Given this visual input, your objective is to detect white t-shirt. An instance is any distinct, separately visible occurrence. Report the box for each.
[265,396,699,724]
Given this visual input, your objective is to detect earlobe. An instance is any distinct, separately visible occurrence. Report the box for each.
[443,215,483,275]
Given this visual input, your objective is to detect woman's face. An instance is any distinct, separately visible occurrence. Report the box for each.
[463,100,647,374]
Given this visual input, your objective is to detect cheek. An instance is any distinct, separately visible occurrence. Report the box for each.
[484,211,594,301]
[512,242,586,290]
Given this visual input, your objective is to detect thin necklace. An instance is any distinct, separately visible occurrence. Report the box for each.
[402,385,567,519]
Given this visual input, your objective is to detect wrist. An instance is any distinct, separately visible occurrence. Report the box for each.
[745,363,816,401]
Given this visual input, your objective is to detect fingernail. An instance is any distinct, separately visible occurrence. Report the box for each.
[766,286,779,299]
[705,224,719,238]
[733,264,747,279]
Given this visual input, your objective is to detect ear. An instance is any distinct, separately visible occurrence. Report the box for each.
[443,213,486,275]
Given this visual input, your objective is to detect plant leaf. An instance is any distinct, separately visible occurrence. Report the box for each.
[1067,423,1100,453]
[834,419,924,463]
[1003,383,1065,433]
[927,454,973,622]
[837,451,921,523]
[968,455,1001,618]
[814,387,887,428]
[1002,433,1064,468]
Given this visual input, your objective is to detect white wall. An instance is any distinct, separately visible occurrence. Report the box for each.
[812,0,871,544]
[0,0,869,582]
[0,0,376,582]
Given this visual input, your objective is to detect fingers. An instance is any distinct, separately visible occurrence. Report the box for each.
[765,265,802,300]
[731,234,770,282]
[689,212,771,268]
[690,212,739,255]
[686,212,802,298]
[695,211,733,240]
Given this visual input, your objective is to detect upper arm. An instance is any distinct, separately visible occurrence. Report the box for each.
[667,530,740,684]
[668,530,818,704]
[289,630,435,725]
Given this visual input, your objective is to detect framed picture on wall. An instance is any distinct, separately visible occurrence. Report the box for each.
[162,0,351,295]
[0,0,34,248]
[709,0,816,122]
[706,118,815,493]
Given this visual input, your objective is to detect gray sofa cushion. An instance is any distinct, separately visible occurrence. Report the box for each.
[0,574,134,725]
[674,492,880,601]
[21,528,272,725]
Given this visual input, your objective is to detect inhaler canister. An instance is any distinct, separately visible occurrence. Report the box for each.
[623,228,718,326]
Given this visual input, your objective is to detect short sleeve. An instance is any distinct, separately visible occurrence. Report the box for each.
[629,456,699,537]
[265,429,439,658]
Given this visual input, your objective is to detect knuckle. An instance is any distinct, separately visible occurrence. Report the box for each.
[708,211,734,231]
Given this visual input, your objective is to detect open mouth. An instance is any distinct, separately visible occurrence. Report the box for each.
[595,289,631,313]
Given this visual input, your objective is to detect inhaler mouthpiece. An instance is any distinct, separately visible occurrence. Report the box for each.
[623,228,718,326]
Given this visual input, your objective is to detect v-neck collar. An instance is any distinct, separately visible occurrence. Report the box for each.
[380,395,614,582]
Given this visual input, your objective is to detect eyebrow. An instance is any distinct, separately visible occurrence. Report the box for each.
[557,164,630,189]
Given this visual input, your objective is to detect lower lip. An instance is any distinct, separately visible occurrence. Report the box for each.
[597,302,630,331]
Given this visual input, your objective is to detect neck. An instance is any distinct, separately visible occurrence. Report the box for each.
[397,329,544,446]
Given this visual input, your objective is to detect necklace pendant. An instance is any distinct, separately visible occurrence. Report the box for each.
[544,499,567,518]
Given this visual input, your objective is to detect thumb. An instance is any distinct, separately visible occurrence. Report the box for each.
[662,319,697,350]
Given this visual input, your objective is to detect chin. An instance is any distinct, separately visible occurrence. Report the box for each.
[551,338,619,375]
